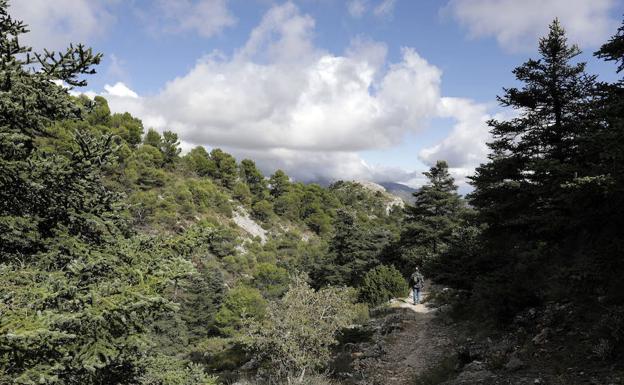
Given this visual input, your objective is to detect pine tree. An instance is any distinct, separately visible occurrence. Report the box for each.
[269,169,290,198]
[209,148,238,188]
[325,210,390,286]
[389,161,463,275]
[467,20,597,319]
[161,130,182,165]
[0,3,197,383]
[239,159,268,199]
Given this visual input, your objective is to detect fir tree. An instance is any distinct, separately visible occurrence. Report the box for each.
[388,161,463,275]
[0,3,198,383]
[467,20,597,319]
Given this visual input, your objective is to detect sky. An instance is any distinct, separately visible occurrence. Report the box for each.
[10,0,624,191]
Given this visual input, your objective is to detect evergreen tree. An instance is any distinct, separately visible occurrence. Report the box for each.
[209,148,238,189]
[467,20,597,319]
[0,3,198,383]
[239,159,268,199]
[389,161,463,275]
[144,128,163,149]
[185,146,216,177]
[405,161,462,255]
[325,210,390,286]
[109,111,144,148]
[161,130,181,165]
[269,169,290,198]
[596,19,624,73]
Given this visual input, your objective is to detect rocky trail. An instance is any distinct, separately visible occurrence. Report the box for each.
[342,294,624,385]
[343,293,456,385]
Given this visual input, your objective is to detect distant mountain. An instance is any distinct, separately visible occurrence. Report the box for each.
[379,182,417,203]
[306,179,417,203]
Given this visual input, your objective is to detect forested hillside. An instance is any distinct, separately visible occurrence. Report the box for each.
[1,1,624,384]
[0,3,411,383]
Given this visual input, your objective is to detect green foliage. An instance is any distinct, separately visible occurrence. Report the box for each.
[390,161,464,275]
[210,148,238,189]
[240,159,268,199]
[465,20,601,320]
[0,5,200,383]
[88,96,112,126]
[596,19,624,73]
[252,199,274,222]
[269,169,290,198]
[144,128,163,148]
[109,112,144,148]
[162,131,182,165]
[253,263,291,299]
[321,209,392,286]
[139,355,217,385]
[215,286,267,337]
[232,181,253,205]
[359,265,408,307]
[246,276,358,382]
[185,146,216,177]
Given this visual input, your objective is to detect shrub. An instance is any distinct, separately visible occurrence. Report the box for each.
[252,199,273,222]
[139,354,217,385]
[359,265,408,307]
[215,286,267,336]
[253,263,291,299]
[246,276,358,382]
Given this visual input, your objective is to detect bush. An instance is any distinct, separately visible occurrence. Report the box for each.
[139,354,217,385]
[253,263,291,299]
[252,199,273,222]
[359,265,408,307]
[246,276,358,382]
[215,286,267,336]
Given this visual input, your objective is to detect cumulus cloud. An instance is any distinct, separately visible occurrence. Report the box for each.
[104,82,139,99]
[445,0,619,51]
[373,0,397,18]
[9,0,113,50]
[419,98,491,170]
[416,97,517,188]
[347,0,368,18]
[104,2,446,183]
[138,0,236,38]
[347,0,398,19]
[106,54,129,82]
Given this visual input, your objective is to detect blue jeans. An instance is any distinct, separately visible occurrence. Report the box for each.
[413,287,421,304]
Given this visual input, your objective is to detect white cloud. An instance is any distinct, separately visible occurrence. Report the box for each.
[419,98,491,170]
[445,0,619,51]
[373,0,397,17]
[9,0,113,50]
[139,0,236,38]
[104,82,139,99]
[104,2,444,182]
[347,0,368,18]
[106,54,129,82]
[346,0,398,19]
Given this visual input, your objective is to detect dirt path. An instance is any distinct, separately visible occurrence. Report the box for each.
[350,293,455,385]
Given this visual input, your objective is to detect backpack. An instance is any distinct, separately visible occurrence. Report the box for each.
[411,272,424,289]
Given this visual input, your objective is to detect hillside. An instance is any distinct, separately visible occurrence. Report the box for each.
[3,4,624,385]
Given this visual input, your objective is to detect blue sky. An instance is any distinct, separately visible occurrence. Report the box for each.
[12,0,624,190]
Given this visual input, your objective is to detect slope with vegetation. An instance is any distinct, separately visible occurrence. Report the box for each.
[2,0,624,383]
[0,2,409,383]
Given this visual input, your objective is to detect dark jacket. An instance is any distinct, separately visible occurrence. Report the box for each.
[411,271,424,289]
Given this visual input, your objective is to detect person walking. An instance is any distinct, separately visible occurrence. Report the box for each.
[410,267,425,305]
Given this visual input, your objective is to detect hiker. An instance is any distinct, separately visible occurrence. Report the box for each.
[410,267,425,305]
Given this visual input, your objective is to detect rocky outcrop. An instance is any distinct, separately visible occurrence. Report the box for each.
[232,207,267,244]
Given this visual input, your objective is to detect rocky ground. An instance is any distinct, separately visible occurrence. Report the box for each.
[336,294,624,385]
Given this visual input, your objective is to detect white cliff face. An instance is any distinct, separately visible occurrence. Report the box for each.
[353,180,405,214]
[232,207,267,244]
[384,194,405,214]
